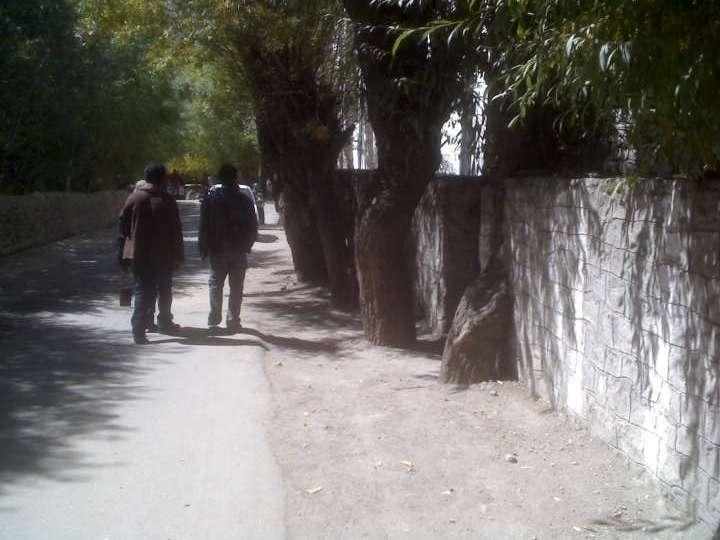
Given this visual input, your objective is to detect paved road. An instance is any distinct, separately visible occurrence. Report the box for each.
[0,203,285,540]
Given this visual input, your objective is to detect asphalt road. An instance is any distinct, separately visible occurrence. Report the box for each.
[0,202,285,540]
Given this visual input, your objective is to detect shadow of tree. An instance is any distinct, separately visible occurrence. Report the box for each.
[237,326,340,354]
[0,316,148,495]
[507,177,720,525]
[249,294,361,332]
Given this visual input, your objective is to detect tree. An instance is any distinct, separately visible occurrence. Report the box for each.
[418,1,720,176]
[179,0,358,304]
[343,0,467,345]
[0,0,183,193]
[169,63,261,181]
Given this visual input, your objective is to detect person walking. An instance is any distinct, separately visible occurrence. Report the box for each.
[119,163,185,344]
[199,163,258,333]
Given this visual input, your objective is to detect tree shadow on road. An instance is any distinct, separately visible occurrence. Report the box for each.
[237,326,340,354]
[249,295,361,332]
[141,325,335,354]
[0,315,149,497]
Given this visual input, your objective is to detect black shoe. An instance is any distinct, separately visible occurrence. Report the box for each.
[158,321,181,335]
[226,319,242,333]
[146,321,159,333]
[134,334,150,345]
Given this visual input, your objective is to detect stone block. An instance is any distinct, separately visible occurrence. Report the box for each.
[687,192,720,232]
[615,421,648,462]
[655,385,683,426]
[653,414,680,452]
[585,396,617,442]
[677,423,704,457]
[668,345,693,391]
[604,346,626,378]
[605,374,633,420]
[705,476,720,522]
[621,354,642,385]
[704,288,720,325]
[657,444,684,487]
[699,438,720,479]
[629,390,652,427]
[610,316,638,353]
[680,393,706,435]
[605,274,630,313]
[687,233,720,278]
[704,405,720,446]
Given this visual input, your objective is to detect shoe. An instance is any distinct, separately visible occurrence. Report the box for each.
[133,334,150,345]
[146,321,159,333]
[226,319,242,333]
[158,321,181,335]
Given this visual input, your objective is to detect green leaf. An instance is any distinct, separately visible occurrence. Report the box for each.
[392,29,416,57]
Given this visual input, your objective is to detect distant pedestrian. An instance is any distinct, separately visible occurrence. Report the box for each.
[199,163,258,333]
[252,180,266,225]
[119,163,185,344]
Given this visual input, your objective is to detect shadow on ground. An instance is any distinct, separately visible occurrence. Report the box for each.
[0,202,290,496]
[0,316,149,496]
[155,325,339,354]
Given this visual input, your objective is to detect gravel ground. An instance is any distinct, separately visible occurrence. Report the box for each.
[244,227,713,540]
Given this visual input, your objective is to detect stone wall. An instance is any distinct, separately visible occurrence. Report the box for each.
[0,190,127,256]
[335,169,487,334]
[505,177,720,525]
[332,169,720,525]
[412,176,485,337]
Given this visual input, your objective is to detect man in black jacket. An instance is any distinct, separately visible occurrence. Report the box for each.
[119,163,184,344]
[199,164,258,333]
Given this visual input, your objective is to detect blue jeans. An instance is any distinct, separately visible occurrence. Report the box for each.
[208,252,248,326]
[131,264,173,336]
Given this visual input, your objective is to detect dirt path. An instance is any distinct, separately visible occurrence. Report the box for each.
[244,228,712,540]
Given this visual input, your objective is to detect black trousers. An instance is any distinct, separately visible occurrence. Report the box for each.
[131,263,173,336]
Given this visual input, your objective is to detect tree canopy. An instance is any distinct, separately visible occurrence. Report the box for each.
[0,0,261,194]
[408,0,720,176]
[0,1,183,193]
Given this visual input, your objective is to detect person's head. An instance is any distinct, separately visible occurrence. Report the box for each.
[144,163,167,186]
[217,163,238,187]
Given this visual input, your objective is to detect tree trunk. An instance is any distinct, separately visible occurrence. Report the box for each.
[280,185,327,284]
[441,184,516,384]
[309,172,358,308]
[344,0,463,346]
[440,268,517,384]
[355,194,417,346]
[354,132,440,346]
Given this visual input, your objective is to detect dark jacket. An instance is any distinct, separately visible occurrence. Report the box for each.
[119,183,184,268]
[199,184,258,257]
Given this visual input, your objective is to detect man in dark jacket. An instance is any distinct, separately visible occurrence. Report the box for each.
[120,163,185,344]
[199,163,258,333]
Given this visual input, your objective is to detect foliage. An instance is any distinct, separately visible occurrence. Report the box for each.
[174,0,354,191]
[169,63,260,181]
[402,0,720,176]
[344,0,471,140]
[0,0,183,193]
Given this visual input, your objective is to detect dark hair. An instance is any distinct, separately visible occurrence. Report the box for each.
[217,163,237,185]
[144,163,167,184]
